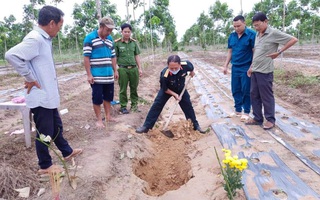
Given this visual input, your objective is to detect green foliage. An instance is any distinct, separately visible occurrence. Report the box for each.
[137,97,151,106]
[0,0,320,58]
[0,73,20,84]
[223,166,244,199]
[172,41,179,51]
[143,0,177,49]
[182,0,232,46]
[71,0,121,39]
[274,69,320,89]
[215,148,248,200]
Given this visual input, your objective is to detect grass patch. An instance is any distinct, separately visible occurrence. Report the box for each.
[56,64,84,76]
[138,97,152,106]
[0,73,22,86]
[274,69,320,89]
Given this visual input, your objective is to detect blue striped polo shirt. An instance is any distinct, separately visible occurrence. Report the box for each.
[83,30,115,84]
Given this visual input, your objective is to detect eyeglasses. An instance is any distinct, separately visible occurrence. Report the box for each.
[253,21,264,28]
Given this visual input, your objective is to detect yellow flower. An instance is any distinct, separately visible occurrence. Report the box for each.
[225,156,233,163]
[222,149,232,157]
[239,158,248,164]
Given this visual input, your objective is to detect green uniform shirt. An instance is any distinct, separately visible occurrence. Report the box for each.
[115,38,140,66]
[252,26,293,73]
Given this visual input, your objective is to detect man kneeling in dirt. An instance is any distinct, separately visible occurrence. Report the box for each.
[5,6,82,174]
[136,55,206,135]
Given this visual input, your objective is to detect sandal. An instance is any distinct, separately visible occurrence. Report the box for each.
[263,121,275,130]
[38,165,63,174]
[64,149,83,161]
[245,118,262,125]
[240,114,249,122]
[227,112,242,118]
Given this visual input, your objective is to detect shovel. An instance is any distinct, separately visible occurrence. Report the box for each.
[161,76,192,138]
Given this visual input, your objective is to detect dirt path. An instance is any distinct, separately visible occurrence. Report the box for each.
[0,48,319,199]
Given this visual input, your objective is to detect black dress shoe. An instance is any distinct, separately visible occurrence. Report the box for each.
[194,126,206,134]
[136,126,149,133]
[120,108,129,114]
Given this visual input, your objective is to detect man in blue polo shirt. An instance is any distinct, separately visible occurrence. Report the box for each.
[223,15,256,121]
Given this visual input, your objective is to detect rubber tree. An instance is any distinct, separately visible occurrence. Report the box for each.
[208,0,233,45]
[248,0,320,42]
[247,0,293,30]
[128,0,144,22]
[143,0,178,51]
[95,0,102,20]
[72,0,120,38]
[182,24,200,46]
[1,16,27,60]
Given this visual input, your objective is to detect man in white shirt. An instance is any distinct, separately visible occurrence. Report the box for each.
[5,5,82,174]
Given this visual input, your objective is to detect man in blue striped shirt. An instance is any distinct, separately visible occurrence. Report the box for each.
[5,6,82,174]
[83,17,119,128]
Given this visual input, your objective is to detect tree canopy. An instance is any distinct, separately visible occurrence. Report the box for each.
[0,0,319,59]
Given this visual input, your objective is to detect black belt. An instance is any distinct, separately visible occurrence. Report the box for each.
[119,65,136,69]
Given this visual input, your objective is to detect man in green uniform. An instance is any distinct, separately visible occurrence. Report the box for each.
[115,23,142,114]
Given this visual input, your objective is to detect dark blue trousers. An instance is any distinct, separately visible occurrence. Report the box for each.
[250,72,275,123]
[31,107,73,169]
[143,89,199,129]
[231,65,251,114]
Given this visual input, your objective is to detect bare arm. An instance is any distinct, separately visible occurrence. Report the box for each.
[84,56,94,84]
[223,49,232,75]
[135,54,142,77]
[267,37,299,59]
[164,89,180,101]
[112,57,118,80]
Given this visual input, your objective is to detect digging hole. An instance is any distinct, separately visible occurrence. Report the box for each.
[133,123,199,196]
[134,151,193,196]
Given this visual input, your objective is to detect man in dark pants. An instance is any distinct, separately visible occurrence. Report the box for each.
[246,12,298,129]
[83,16,118,127]
[223,15,255,121]
[5,6,82,174]
[136,55,205,134]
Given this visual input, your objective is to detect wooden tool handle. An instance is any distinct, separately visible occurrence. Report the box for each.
[162,76,192,131]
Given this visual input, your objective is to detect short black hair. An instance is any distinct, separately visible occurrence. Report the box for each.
[121,23,132,31]
[38,5,64,26]
[233,15,245,22]
[167,55,181,65]
[252,12,268,23]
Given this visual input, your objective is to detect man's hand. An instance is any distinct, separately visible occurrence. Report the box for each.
[25,81,41,94]
[189,71,195,77]
[266,51,281,59]
[87,75,94,84]
[114,70,119,80]
[223,66,228,75]
[247,67,252,77]
[139,68,143,77]
[174,93,181,101]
